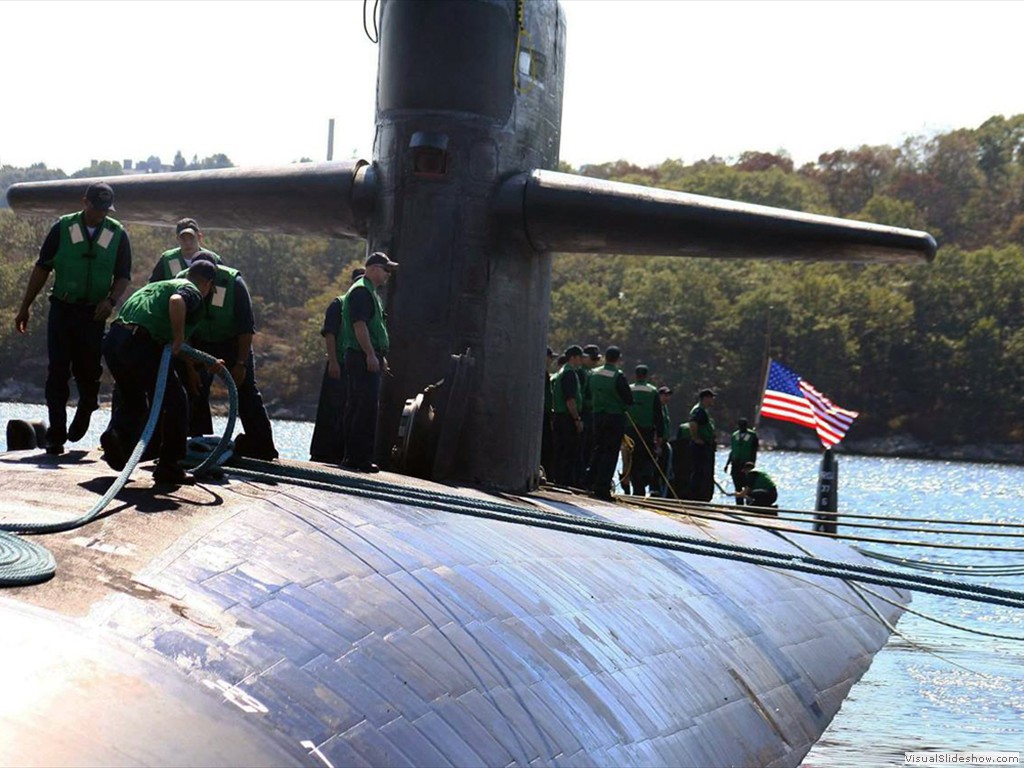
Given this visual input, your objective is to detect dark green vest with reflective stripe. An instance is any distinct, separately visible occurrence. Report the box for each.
[730,428,757,464]
[689,402,716,443]
[341,277,389,354]
[332,291,350,362]
[589,364,627,414]
[52,212,123,304]
[118,279,204,343]
[177,264,238,343]
[627,381,657,428]
[551,364,581,415]
[748,470,776,492]
[158,247,222,280]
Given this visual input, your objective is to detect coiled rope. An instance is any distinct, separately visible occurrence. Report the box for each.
[0,344,237,587]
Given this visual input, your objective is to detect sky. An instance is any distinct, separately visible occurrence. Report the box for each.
[3,0,1024,174]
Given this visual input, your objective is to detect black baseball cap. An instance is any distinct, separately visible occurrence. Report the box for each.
[187,260,217,283]
[699,387,718,398]
[658,386,673,395]
[190,250,218,266]
[365,251,399,271]
[176,217,200,236]
[85,182,115,211]
[564,345,584,359]
[604,346,621,362]
[635,364,649,376]
[582,344,602,361]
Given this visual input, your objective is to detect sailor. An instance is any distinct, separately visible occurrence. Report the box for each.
[671,418,693,500]
[723,418,759,506]
[148,217,221,281]
[585,346,633,500]
[577,344,602,480]
[540,345,556,478]
[182,252,278,460]
[100,261,221,485]
[687,387,718,502]
[14,182,132,455]
[310,267,365,463]
[735,461,778,511]
[550,345,584,486]
[623,365,663,495]
[340,251,398,473]
[656,385,674,497]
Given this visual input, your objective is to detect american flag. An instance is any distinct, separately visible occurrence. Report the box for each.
[759,359,859,448]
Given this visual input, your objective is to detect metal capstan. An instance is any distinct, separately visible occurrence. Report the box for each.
[6,0,935,492]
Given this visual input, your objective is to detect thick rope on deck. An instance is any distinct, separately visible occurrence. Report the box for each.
[223,458,1024,611]
[0,344,237,587]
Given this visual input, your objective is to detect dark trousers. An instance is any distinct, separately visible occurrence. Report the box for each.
[625,425,656,495]
[540,412,554,477]
[102,324,188,465]
[730,467,748,506]
[749,487,778,510]
[342,349,381,466]
[191,339,276,456]
[551,413,581,486]
[310,362,347,462]
[658,442,674,497]
[671,438,692,500]
[689,443,716,502]
[577,411,595,481]
[45,298,104,440]
[588,413,625,498]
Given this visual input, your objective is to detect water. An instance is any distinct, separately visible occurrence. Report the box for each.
[2,402,1023,761]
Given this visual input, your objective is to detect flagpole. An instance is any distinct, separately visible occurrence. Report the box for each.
[753,354,770,434]
[753,306,772,431]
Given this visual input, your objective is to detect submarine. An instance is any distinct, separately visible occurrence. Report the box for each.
[3,1,934,765]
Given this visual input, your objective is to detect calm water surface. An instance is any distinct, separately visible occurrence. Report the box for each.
[3,402,1022,763]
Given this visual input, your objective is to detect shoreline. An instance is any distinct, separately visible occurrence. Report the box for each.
[2,386,1020,466]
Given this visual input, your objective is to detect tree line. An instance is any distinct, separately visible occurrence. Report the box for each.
[2,115,1023,447]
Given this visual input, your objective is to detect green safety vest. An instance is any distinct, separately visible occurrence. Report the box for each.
[543,367,553,414]
[118,278,205,343]
[730,429,758,464]
[551,363,581,415]
[157,247,222,280]
[331,292,349,363]
[51,212,124,304]
[341,277,389,354]
[177,263,239,343]
[627,381,658,428]
[747,470,776,492]
[661,404,672,440]
[589,364,627,414]
[689,402,716,444]
[580,368,594,413]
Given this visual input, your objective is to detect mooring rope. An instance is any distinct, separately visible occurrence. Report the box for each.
[220,459,1024,610]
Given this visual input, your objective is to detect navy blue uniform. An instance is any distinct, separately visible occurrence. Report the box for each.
[102,286,202,468]
[37,221,131,443]
[309,297,346,462]
[343,286,384,468]
[188,274,277,460]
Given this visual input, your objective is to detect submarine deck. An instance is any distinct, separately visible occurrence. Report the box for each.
[0,448,906,767]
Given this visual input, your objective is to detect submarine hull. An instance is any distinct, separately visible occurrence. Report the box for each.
[0,450,905,767]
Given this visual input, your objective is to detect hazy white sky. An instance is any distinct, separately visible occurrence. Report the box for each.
[3,0,1023,173]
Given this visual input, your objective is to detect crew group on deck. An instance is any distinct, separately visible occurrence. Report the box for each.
[14,183,285,484]
[15,181,774,501]
[543,343,778,507]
